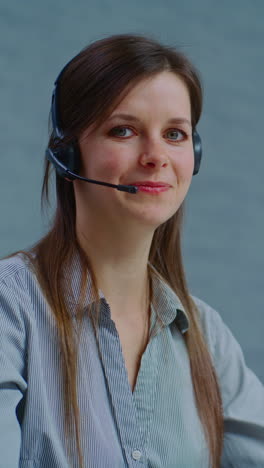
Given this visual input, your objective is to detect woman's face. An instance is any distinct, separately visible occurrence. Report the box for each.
[75,71,194,230]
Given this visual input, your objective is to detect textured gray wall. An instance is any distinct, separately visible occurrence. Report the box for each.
[1,1,263,382]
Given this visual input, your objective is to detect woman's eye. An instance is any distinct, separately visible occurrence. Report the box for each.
[166,129,186,141]
[109,126,134,138]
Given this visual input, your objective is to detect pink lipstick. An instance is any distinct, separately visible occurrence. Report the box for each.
[128,181,171,194]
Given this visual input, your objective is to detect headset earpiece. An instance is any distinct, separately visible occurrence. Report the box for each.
[192,129,202,175]
[45,140,80,180]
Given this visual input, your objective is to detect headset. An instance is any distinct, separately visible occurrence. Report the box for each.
[46,58,202,194]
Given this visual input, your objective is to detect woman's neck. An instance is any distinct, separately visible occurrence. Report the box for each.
[76,219,154,320]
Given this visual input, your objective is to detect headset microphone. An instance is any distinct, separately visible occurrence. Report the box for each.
[45,147,138,193]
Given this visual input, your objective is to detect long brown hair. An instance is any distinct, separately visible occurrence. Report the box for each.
[21,34,223,467]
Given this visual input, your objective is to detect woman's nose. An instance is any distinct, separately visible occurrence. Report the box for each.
[139,141,169,169]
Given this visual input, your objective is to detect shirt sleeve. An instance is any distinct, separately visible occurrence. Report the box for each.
[0,278,28,468]
[194,296,264,468]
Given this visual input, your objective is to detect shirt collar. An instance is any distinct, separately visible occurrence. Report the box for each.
[149,264,190,334]
[64,253,189,335]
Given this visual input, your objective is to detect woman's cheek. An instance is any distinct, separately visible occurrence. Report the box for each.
[175,149,194,182]
[97,148,129,178]
[81,145,120,178]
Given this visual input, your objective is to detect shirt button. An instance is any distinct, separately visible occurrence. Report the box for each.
[132,450,142,460]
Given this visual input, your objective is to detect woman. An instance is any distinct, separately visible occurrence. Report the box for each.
[0,34,263,468]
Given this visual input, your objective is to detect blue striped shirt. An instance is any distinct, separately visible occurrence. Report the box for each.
[0,254,263,467]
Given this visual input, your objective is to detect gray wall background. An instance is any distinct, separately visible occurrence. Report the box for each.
[0,1,263,382]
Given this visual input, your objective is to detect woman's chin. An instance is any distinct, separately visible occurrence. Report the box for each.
[128,207,177,230]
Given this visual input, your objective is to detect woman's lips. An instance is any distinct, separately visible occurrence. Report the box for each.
[128,181,171,193]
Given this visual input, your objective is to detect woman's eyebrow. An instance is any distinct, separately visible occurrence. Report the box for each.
[107,113,192,128]
[166,117,192,128]
[107,113,142,123]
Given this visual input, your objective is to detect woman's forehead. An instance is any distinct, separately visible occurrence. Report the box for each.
[108,72,191,121]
